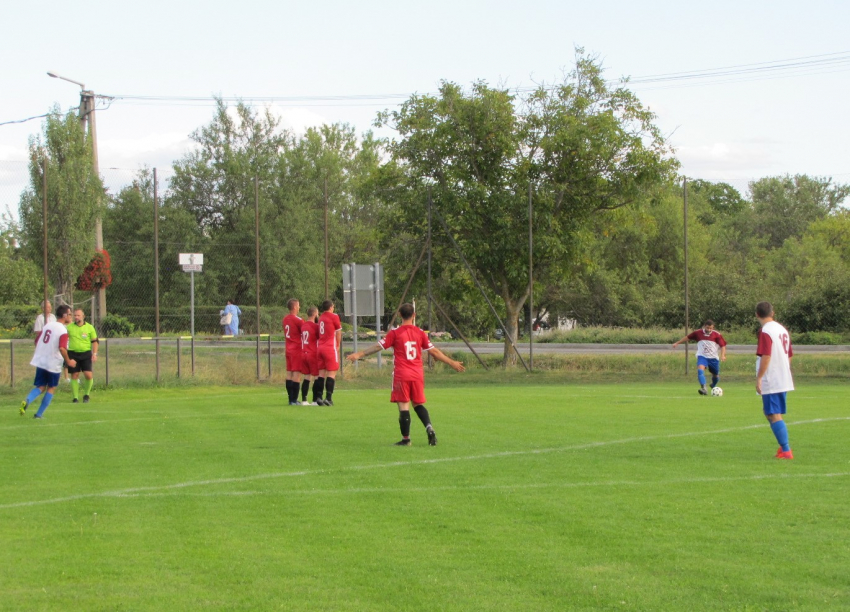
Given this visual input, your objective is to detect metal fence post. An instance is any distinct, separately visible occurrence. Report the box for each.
[10,340,15,388]
[104,338,109,386]
[191,336,195,377]
[177,337,181,378]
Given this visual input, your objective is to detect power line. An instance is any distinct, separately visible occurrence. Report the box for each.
[99,51,850,108]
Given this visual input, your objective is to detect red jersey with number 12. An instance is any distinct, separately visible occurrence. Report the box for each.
[379,325,434,382]
[301,320,319,355]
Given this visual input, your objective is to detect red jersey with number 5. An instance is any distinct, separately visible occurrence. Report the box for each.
[379,325,434,382]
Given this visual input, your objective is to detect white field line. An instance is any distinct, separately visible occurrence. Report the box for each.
[111,471,850,499]
[0,412,251,431]
[1,416,847,511]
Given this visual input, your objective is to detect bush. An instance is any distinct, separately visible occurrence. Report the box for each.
[101,314,135,337]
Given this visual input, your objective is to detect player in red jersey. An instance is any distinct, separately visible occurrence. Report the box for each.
[347,302,465,446]
[299,306,321,404]
[282,298,304,405]
[672,319,727,395]
[315,300,342,405]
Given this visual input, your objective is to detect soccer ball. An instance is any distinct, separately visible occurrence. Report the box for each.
[711,387,723,397]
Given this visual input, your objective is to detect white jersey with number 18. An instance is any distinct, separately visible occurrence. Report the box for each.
[756,320,794,395]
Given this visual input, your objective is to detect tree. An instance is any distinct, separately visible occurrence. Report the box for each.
[748,174,850,249]
[18,108,105,301]
[377,51,677,363]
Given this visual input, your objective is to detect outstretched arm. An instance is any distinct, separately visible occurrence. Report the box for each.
[671,335,690,348]
[347,343,383,362]
[427,347,465,372]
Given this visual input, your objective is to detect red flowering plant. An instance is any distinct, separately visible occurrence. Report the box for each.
[75,249,113,291]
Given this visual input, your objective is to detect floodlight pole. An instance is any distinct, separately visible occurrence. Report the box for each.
[528,181,533,371]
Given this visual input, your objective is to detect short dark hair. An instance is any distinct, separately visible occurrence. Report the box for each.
[321,300,334,313]
[756,301,773,318]
[702,319,714,327]
[55,305,71,319]
[398,303,415,320]
[306,306,318,318]
[287,298,299,310]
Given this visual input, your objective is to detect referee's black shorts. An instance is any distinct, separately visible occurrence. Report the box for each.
[68,350,93,373]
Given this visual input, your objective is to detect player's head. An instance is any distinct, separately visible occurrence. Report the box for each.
[41,300,52,314]
[55,305,72,322]
[702,319,714,332]
[306,306,318,321]
[74,309,85,325]
[287,298,299,313]
[756,301,774,322]
[398,303,415,322]
[321,300,334,313]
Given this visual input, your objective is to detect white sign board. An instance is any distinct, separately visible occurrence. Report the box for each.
[179,253,204,266]
[182,264,203,272]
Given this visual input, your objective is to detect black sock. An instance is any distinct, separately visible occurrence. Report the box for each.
[325,378,336,400]
[285,380,296,403]
[301,379,310,402]
[414,404,432,430]
[313,377,325,402]
[399,411,411,438]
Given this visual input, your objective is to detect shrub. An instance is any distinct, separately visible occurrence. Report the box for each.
[100,313,134,337]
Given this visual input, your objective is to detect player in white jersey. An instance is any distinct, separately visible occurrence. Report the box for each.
[20,305,77,419]
[755,301,795,459]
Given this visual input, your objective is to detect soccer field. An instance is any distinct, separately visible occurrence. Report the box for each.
[2,381,848,611]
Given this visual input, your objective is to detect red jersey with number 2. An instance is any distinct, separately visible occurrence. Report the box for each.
[379,325,433,382]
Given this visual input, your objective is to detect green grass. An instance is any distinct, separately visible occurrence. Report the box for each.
[2,381,849,611]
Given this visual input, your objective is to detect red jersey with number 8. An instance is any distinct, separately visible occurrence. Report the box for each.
[379,325,433,382]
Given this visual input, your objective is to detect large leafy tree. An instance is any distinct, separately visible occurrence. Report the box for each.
[747,174,849,249]
[378,52,677,363]
[18,108,105,301]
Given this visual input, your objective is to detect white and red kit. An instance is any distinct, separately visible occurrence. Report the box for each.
[300,320,319,377]
[31,321,69,373]
[379,324,434,404]
[756,321,794,394]
[317,311,341,371]
[282,314,303,372]
[686,328,727,359]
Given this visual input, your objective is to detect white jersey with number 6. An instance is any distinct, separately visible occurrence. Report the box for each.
[756,320,794,394]
[30,321,69,373]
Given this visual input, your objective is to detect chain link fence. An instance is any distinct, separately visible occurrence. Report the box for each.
[1,158,848,387]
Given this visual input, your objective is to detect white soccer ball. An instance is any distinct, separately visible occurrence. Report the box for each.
[711,387,723,397]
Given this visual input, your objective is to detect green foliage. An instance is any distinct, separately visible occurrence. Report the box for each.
[377,51,677,362]
[100,313,135,337]
[18,108,105,299]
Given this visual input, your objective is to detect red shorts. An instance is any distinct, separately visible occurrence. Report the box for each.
[391,377,426,405]
[301,352,319,377]
[285,350,303,373]
[317,346,339,372]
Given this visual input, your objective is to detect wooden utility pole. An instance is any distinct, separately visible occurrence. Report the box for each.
[79,90,105,325]
[324,178,329,301]
[683,178,690,376]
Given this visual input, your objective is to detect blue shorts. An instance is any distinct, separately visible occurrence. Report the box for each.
[697,356,720,375]
[33,367,61,389]
[762,392,787,415]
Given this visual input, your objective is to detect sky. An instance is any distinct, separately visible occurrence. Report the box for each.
[2,0,849,205]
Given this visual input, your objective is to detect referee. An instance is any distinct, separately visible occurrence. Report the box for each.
[67,308,99,403]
